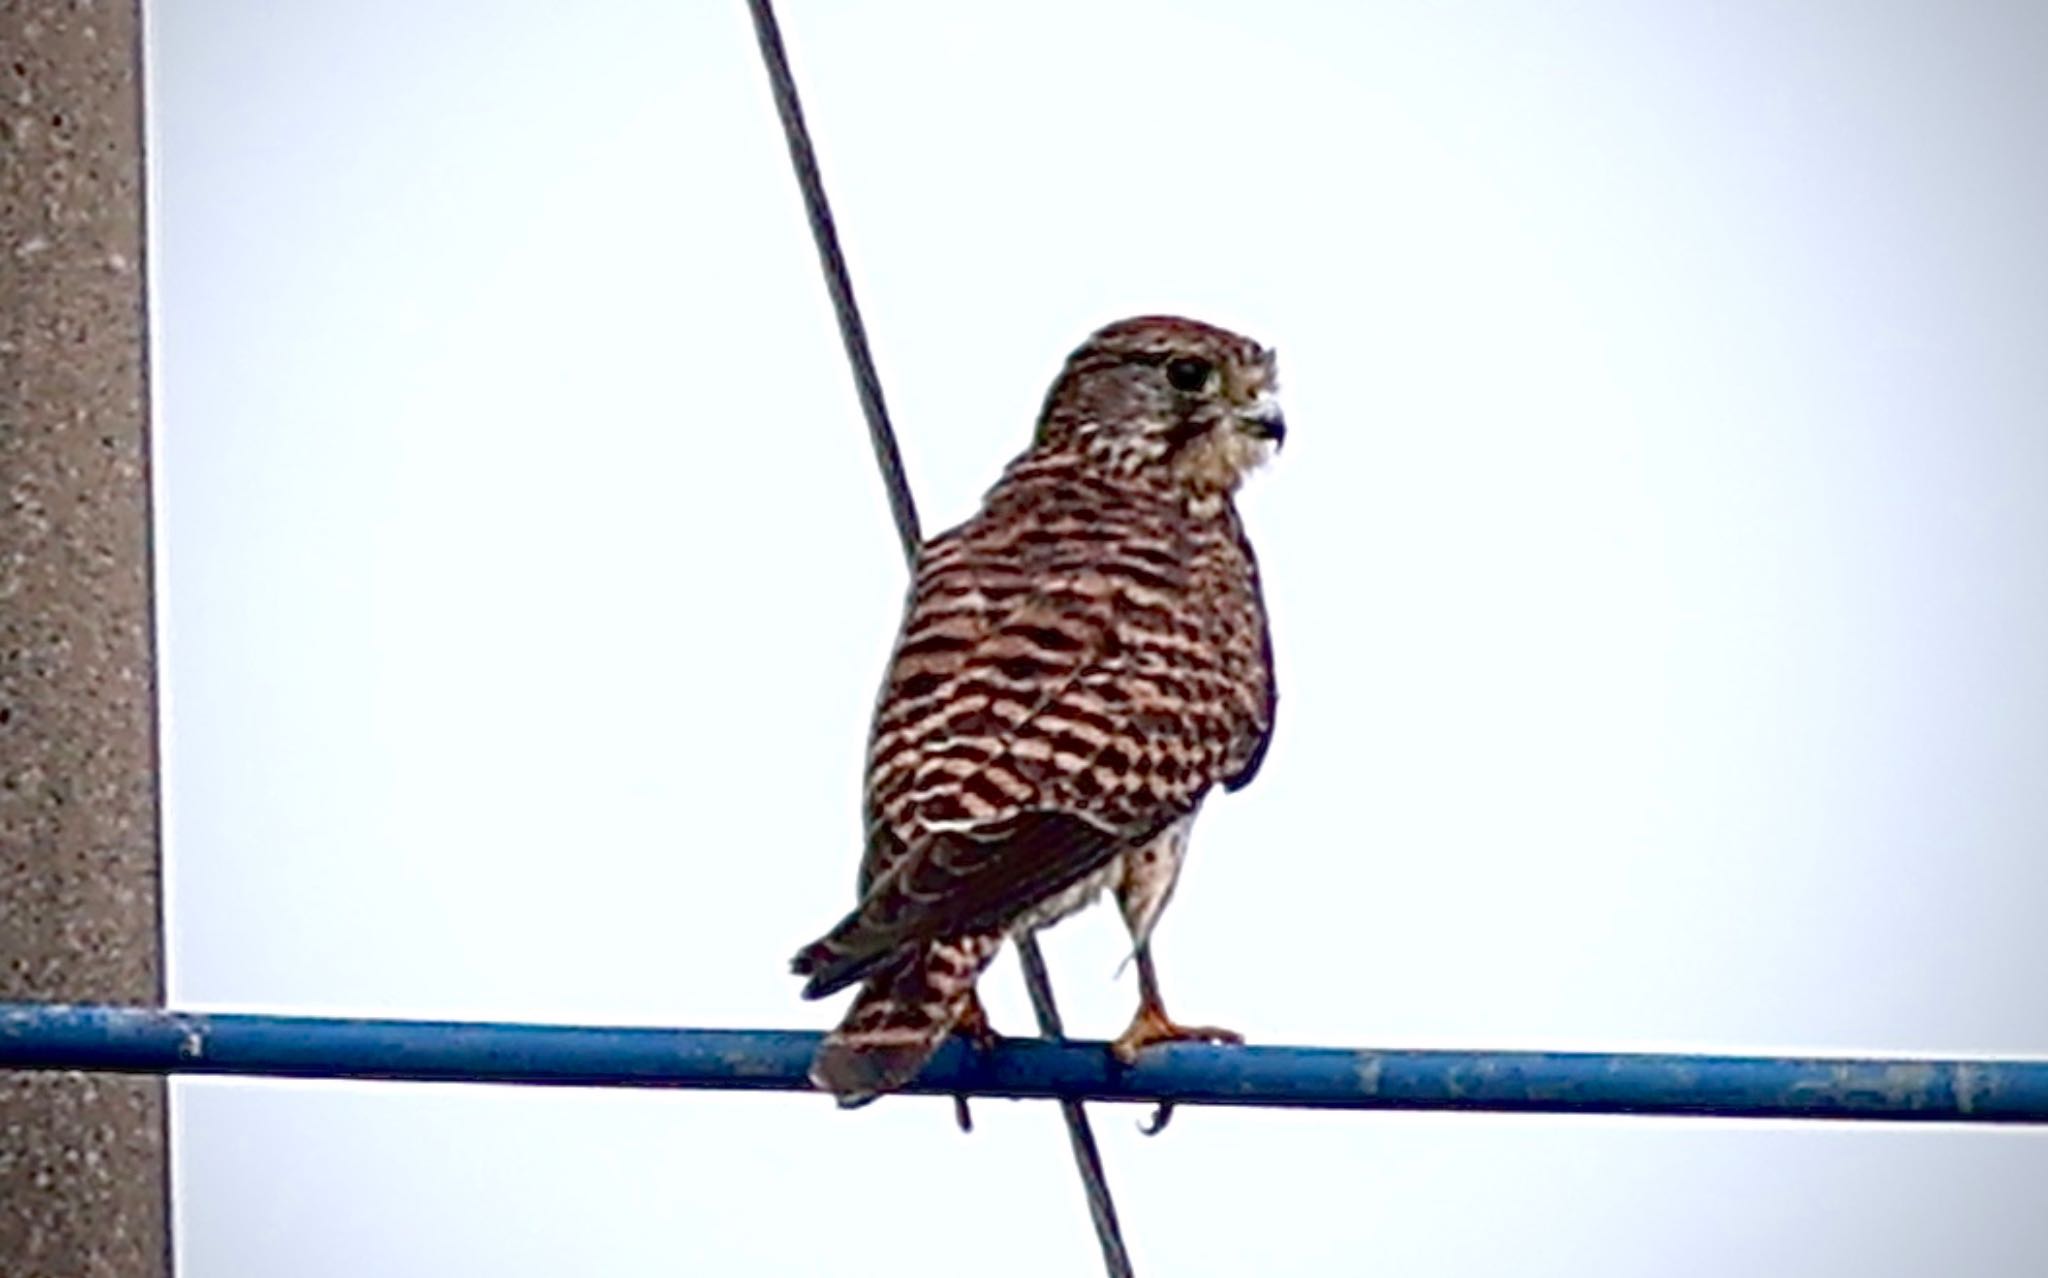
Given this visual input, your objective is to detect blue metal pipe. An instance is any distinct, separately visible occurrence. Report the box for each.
[4,1003,2044,1123]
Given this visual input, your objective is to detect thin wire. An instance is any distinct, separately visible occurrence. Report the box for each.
[1012,940,1137,1278]
[741,4,1134,1275]
[742,0,920,567]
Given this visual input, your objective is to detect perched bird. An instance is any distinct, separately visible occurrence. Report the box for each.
[791,315,1283,1105]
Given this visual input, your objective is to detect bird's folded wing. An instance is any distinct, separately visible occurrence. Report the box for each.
[792,810,1150,999]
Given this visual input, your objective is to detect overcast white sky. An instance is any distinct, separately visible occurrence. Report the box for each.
[148,3,2048,1275]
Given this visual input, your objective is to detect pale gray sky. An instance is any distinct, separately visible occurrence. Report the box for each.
[151,2,2048,1274]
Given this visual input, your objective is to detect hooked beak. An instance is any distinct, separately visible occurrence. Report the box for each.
[1240,391,1287,448]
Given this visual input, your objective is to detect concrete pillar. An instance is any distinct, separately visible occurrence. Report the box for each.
[1,1,171,1275]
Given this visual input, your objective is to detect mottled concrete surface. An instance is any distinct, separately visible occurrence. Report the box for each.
[1,1,169,1274]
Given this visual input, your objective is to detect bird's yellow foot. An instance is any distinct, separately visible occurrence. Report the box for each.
[955,993,1000,1051]
[1110,1002,1242,1065]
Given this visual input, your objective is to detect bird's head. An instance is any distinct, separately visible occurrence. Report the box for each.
[1033,315,1285,499]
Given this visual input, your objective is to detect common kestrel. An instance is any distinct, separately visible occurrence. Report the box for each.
[792,314,1283,1104]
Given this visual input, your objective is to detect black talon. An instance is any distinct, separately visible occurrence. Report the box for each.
[1139,1101,1176,1136]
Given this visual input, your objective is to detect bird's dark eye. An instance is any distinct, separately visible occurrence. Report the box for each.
[1165,357,1212,392]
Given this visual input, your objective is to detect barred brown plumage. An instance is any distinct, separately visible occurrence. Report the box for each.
[792,315,1284,1105]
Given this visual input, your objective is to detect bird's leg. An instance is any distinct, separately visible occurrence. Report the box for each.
[1110,944,1242,1065]
[1113,945,1241,1136]
[951,990,1001,1133]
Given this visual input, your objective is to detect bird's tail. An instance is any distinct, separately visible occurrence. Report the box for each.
[810,932,1003,1106]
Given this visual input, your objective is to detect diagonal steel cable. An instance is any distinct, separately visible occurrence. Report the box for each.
[741,3,1135,1275]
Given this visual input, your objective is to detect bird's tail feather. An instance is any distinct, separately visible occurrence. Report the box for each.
[810,932,1003,1105]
